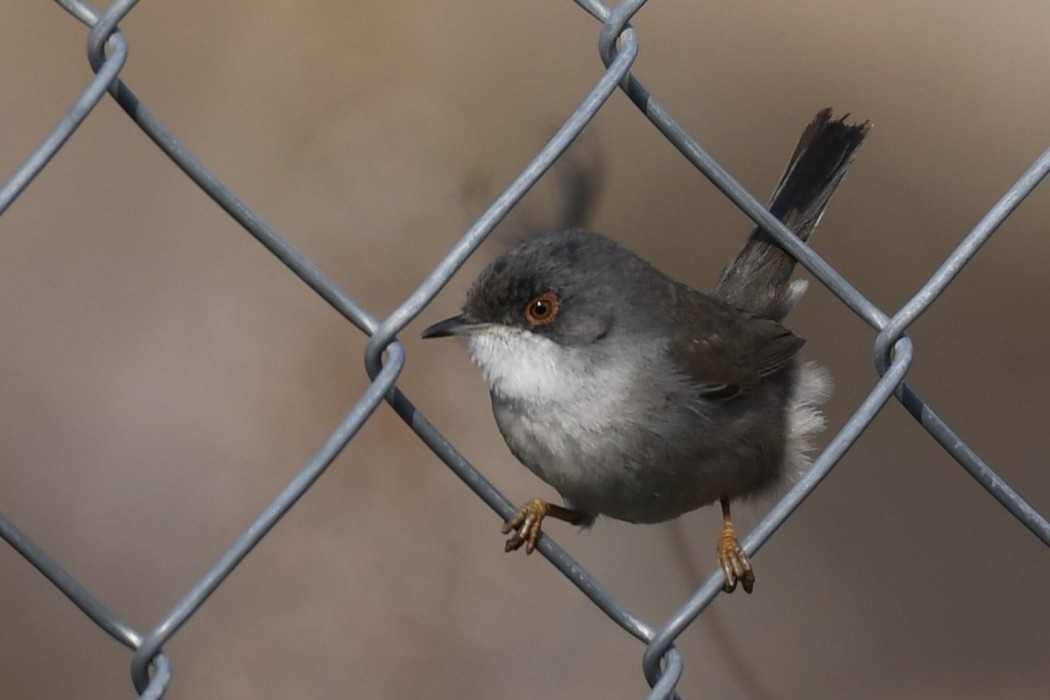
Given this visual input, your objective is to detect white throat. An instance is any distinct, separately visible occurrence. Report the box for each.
[464,327,632,410]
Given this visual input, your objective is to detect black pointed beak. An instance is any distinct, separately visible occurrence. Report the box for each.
[421,314,493,339]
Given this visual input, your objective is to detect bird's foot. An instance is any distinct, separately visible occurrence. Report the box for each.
[502,499,550,554]
[717,497,754,593]
[716,528,755,594]
[502,499,585,554]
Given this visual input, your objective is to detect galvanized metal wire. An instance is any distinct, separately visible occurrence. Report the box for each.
[1,1,1048,698]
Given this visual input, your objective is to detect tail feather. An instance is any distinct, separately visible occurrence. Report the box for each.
[713,109,870,321]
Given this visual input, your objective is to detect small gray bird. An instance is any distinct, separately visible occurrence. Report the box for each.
[423,110,868,593]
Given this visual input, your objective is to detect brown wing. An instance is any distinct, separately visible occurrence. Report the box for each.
[665,284,805,400]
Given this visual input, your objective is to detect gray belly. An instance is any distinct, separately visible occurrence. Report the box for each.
[490,390,784,524]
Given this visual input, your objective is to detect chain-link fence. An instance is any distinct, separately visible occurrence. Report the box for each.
[2,1,1049,698]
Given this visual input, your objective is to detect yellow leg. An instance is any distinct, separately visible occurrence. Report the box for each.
[502,498,585,554]
[717,497,755,594]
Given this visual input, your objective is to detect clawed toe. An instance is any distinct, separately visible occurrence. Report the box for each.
[717,535,755,594]
[717,497,755,594]
[502,499,548,554]
[502,499,588,554]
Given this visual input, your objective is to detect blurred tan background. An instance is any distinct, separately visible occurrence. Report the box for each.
[2,1,1049,698]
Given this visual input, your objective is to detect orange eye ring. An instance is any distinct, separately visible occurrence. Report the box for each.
[524,292,559,326]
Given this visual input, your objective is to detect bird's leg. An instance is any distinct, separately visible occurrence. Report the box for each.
[717,497,755,594]
[502,498,586,554]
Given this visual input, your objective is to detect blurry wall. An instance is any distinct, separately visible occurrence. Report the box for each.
[1,1,1048,698]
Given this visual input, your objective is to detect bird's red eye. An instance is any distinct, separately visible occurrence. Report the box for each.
[524,292,559,325]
